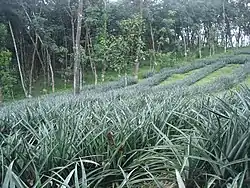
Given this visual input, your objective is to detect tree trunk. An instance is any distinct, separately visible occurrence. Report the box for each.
[124,72,128,87]
[0,87,3,103]
[212,43,215,55]
[149,22,156,70]
[198,29,202,58]
[183,31,187,58]
[208,26,212,56]
[224,35,227,53]
[134,59,140,80]
[74,0,84,95]
[21,4,47,89]
[9,21,28,98]
[134,1,143,80]
[225,18,233,48]
[102,0,108,83]
[28,34,38,96]
[29,45,36,96]
[27,32,47,89]
[80,66,83,90]
[46,49,55,93]
[236,26,241,48]
[222,1,227,53]
[211,25,215,55]
[71,15,75,54]
[64,37,68,89]
[89,37,97,85]
[20,35,25,72]
[47,59,50,90]
[86,28,98,85]
[101,68,105,83]
[134,36,141,80]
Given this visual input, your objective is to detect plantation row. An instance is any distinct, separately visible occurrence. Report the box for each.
[1,54,250,188]
[1,54,249,113]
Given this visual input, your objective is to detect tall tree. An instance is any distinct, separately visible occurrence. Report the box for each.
[9,21,28,98]
[74,0,84,95]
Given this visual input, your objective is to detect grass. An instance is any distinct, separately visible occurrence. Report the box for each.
[194,64,240,86]
[243,74,250,86]
[160,68,201,85]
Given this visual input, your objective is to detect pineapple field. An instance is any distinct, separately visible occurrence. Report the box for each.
[1,51,250,188]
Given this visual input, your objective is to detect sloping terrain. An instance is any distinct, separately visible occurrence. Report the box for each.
[1,53,250,188]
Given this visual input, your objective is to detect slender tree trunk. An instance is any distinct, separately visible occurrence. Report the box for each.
[47,59,50,90]
[21,4,47,89]
[101,68,105,83]
[186,26,190,49]
[183,31,187,58]
[198,29,202,58]
[133,0,143,80]
[100,0,108,83]
[28,33,46,88]
[64,37,68,89]
[20,35,25,72]
[71,16,75,54]
[225,35,227,52]
[226,19,233,48]
[211,25,215,55]
[29,43,36,96]
[74,0,84,95]
[118,69,121,77]
[134,59,140,80]
[87,31,98,85]
[80,66,83,90]
[149,22,156,70]
[222,1,227,53]
[212,43,215,55]
[236,26,241,48]
[0,87,3,103]
[134,35,141,80]
[46,49,55,93]
[9,21,28,98]
[208,26,212,56]
[215,27,219,54]
[124,72,128,87]
[68,0,75,55]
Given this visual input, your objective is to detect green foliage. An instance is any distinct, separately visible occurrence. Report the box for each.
[2,0,250,97]
[155,52,176,68]
[90,14,146,77]
[195,64,240,86]
[0,50,16,99]
[120,14,146,63]
[91,33,111,69]
[0,23,8,50]
[108,35,129,75]
[160,69,200,85]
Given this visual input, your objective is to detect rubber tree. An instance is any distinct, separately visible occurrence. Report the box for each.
[73,0,84,95]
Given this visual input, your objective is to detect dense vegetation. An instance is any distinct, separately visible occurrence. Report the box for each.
[1,53,250,187]
[0,0,250,99]
[1,0,250,187]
